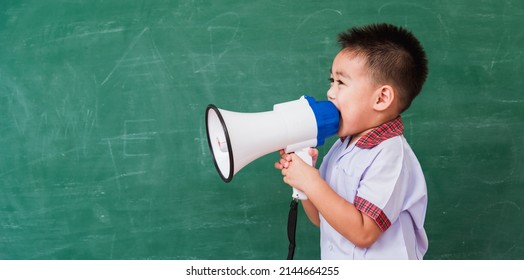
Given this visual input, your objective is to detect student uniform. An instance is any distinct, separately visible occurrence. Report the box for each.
[318,116,428,260]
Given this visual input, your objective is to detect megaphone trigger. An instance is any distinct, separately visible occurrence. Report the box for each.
[294,147,313,166]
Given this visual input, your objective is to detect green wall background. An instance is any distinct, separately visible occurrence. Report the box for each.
[1,0,523,259]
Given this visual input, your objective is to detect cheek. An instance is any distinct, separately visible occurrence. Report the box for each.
[333,92,348,109]
[339,111,355,130]
[338,105,363,135]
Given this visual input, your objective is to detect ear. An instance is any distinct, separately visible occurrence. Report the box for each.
[372,85,395,112]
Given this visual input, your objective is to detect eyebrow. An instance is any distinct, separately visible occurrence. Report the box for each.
[330,68,351,79]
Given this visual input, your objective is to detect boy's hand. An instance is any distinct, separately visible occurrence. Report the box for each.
[274,148,318,169]
[274,149,321,193]
[274,149,291,170]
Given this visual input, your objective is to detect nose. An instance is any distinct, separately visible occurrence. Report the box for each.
[327,85,336,101]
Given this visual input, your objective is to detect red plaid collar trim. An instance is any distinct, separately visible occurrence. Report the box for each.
[355,116,404,149]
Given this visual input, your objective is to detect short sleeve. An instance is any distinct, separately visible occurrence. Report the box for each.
[354,137,407,232]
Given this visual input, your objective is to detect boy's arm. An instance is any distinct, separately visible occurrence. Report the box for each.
[301,148,320,227]
[280,153,382,248]
[301,199,320,227]
[275,149,320,227]
[305,175,382,248]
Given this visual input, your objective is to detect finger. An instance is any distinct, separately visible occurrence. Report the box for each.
[309,148,318,158]
[282,153,292,162]
[275,162,283,170]
[279,158,290,168]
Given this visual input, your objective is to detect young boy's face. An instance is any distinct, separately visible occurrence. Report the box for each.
[327,50,379,138]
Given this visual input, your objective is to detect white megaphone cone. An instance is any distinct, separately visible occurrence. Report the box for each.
[205,95,339,200]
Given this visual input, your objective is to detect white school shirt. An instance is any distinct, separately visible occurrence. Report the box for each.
[318,117,428,260]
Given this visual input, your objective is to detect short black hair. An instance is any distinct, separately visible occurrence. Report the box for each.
[338,23,428,112]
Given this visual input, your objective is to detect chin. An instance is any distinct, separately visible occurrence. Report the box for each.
[337,124,354,137]
[337,130,349,138]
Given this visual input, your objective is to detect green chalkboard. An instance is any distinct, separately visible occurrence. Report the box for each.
[1,0,523,259]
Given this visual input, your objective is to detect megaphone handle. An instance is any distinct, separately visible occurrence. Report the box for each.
[291,148,312,200]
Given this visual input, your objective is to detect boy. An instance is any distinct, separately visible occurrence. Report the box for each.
[275,23,429,259]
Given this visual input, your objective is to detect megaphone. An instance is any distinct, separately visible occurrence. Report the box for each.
[205,95,339,200]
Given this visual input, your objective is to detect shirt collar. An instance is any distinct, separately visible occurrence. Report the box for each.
[355,116,404,149]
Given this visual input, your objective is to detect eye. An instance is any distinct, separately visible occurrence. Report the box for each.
[329,78,345,86]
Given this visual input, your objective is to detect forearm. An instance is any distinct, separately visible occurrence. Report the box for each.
[303,175,381,248]
[277,152,381,247]
[301,199,320,227]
